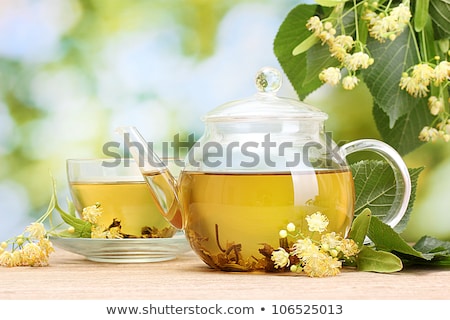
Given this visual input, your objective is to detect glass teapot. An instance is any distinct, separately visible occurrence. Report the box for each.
[118,67,411,271]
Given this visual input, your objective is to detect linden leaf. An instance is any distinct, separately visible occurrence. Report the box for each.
[315,0,349,7]
[398,236,450,266]
[362,28,419,128]
[273,4,330,99]
[356,246,403,273]
[413,235,450,255]
[351,160,423,233]
[367,216,430,259]
[429,0,450,39]
[372,102,433,156]
[349,208,371,248]
[398,236,450,267]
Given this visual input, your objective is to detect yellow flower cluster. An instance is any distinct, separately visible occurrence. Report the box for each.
[271,212,359,277]
[362,2,411,42]
[399,63,437,98]
[399,59,450,142]
[0,222,54,267]
[306,0,449,144]
[307,1,412,90]
[307,15,373,90]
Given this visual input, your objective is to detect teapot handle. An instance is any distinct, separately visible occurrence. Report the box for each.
[340,139,411,229]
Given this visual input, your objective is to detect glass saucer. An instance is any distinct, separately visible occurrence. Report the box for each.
[49,231,191,263]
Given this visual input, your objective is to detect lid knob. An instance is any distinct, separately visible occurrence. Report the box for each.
[255,67,282,93]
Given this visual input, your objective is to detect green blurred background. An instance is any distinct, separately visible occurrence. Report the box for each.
[0,0,448,242]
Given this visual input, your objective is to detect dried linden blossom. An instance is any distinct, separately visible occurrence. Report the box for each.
[270,212,359,277]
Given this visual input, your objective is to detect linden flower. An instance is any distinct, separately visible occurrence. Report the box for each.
[305,212,329,233]
[344,52,372,71]
[367,15,392,42]
[303,253,342,277]
[340,238,360,258]
[342,75,359,90]
[333,35,354,51]
[329,35,354,62]
[25,222,46,239]
[82,203,103,224]
[437,120,450,135]
[0,251,15,267]
[434,61,450,85]
[22,243,45,266]
[329,44,349,62]
[91,225,108,239]
[390,3,412,24]
[428,96,444,116]
[271,248,290,269]
[292,238,320,260]
[366,2,411,43]
[399,74,429,98]
[412,63,434,86]
[38,238,54,256]
[320,232,342,253]
[306,16,323,36]
[12,250,22,266]
[319,67,341,86]
[319,30,335,44]
[435,121,450,142]
[419,126,439,142]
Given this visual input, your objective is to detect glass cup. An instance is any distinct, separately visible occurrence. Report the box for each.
[66,158,177,238]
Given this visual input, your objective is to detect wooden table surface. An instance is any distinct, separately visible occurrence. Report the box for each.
[1,248,450,300]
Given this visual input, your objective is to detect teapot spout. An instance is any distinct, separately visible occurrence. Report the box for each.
[115,126,183,229]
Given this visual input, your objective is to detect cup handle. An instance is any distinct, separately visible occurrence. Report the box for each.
[340,139,411,229]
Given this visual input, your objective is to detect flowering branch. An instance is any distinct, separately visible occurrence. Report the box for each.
[274,0,450,155]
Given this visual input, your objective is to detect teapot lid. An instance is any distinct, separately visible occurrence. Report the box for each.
[203,67,328,122]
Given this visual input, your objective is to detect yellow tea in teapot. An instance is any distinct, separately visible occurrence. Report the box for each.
[69,181,176,238]
[178,169,354,271]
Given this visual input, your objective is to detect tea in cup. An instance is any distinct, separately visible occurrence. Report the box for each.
[66,158,177,238]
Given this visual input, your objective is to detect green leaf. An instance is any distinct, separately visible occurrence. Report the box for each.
[368,216,430,259]
[315,0,348,7]
[57,208,92,238]
[304,41,340,91]
[349,208,371,248]
[429,0,450,39]
[49,177,92,238]
[356,246,403,272]
[362,28,419,128]
[415,0,430,32]
[274,4,329,99]
[351,160,423,233]
[414,235,450,255]
[373,102,433,156]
